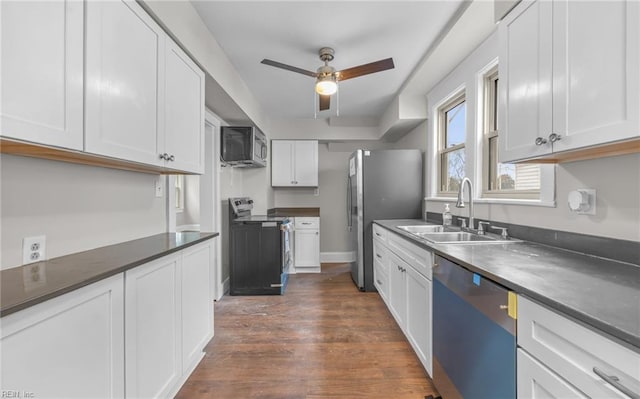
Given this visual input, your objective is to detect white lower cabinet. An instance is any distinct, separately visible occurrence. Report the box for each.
[0,240,213,399]
[294,217,320,272]
[126,241,214,398]
[0,275,125,399]
[517,296,640,399]
[125,254,182,399]
[181,242,214,374]
[373,224,433,376]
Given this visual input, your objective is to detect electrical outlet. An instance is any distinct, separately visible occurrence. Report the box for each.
[155,177,163,198]
[23,235,46,265]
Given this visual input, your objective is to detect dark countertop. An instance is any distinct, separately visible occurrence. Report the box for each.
[0,232,218,317]
[374,219,640,351]
[268,207,320,217]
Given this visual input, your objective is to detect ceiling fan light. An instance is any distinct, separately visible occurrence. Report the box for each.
[315,78,337,96]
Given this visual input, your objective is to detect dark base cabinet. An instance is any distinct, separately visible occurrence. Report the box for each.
[230,223,284,295]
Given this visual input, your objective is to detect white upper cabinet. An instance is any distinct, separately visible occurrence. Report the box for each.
[0,1,84,150]
[271,140,319,187]
[164,40,205,174]
[499,0,640,163]
[85,0,165,167]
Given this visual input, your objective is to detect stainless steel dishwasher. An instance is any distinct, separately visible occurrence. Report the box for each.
[433,255,516,399]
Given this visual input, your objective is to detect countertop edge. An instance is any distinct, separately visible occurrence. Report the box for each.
[0,232,219,318]
[372,220,640,351]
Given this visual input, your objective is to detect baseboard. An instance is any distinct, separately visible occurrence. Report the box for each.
[295,266,321,273]
[222,277,230,295]
[320,251,355,263]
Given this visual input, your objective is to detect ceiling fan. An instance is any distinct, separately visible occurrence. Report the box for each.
[261,47,394,111]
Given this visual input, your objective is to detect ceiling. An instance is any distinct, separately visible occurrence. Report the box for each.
[191,1,465,121]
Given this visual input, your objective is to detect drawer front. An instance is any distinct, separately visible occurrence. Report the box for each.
[294,217,319,229]
[373,238,387,266]
[387,231,432,280]
[517,349,588,398]
[372,224,388,243]
[518,296,640,398]
[374,257,389,303]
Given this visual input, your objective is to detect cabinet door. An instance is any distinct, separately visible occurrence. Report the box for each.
[271,140,295,186]
[0,274,124,398]
[293,140,319,186]
[0,1,83,150]
[499,0,554,162]
[551,0,639,152]
[405,266,432,376]
[85,0,164,167]
[518,349,588,399]
[181,242,213,374]
[294,229,320,267]
[164,40,205,174]
[125,255,181,399]
[387,251,407,329]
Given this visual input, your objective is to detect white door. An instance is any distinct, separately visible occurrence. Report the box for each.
[294,229,320,267]
[164,40,205,174]
[85,0,164,166]
[271,140,295,186]
[499,0,554,162]
[0,1,83,150]
[181,242,213,374]
[551,0,640,152]
[0,275,125,398]
[294,140,319,186]
[387,252,407,329]
[405,266,432,376]
[125,255,181,399]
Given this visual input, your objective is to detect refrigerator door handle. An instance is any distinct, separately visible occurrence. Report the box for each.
[347,175,352,231]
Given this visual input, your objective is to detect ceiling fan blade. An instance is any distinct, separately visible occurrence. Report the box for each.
[319,94,330,111]
[337,58,395,81]
[261,59,317,77]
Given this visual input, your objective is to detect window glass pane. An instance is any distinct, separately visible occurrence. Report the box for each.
[445,101,466,147]
[443,148,465,192]
[489,136,540,191]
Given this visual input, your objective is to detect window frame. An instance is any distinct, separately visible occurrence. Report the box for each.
[437,91,466,196]
[481,65,541,200]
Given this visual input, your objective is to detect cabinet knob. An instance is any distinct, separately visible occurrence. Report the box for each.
[548,133,562,143]
[534,137,548,146]
[159,153,167,160]
[168,154,175,161]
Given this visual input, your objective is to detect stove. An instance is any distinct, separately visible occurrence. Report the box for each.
[228,197,291,295]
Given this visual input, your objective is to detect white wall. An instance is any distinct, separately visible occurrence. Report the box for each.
[176,175,200,228]
[1,154,166,269]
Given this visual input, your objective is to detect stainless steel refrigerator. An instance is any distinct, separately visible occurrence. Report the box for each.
[347,149,423,291]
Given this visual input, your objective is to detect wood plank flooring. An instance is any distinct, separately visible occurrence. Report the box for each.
[176,263,439,399]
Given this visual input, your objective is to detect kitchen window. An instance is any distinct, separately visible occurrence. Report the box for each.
[438,91,466,195]
[482,67,541,199]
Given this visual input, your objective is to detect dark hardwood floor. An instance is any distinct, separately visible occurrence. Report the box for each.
[176,263,438,399]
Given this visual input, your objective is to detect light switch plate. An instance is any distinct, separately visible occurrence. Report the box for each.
[155,177,163,198]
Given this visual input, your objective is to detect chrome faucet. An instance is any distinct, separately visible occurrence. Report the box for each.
[456,177,474,231]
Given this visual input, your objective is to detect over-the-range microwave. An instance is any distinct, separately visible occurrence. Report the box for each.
[220,126,267,167]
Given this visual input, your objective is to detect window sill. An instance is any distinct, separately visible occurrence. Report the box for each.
[426,196,556,208]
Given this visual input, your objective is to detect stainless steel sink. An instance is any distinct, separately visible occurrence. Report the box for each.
[397,225,445,234]
[419,231,519,244]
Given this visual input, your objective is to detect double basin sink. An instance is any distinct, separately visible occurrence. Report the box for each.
[397,225,519,244]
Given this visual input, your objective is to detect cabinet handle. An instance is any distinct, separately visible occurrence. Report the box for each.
[534,137,548,146]
[376,279,383,285]
[168,154,175,161]
[375,232,382,237]
[302,222,311,225]
[376,253,382,258]
[593,367,640,399]
[315,232,318,235]
[549,133,562,143]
